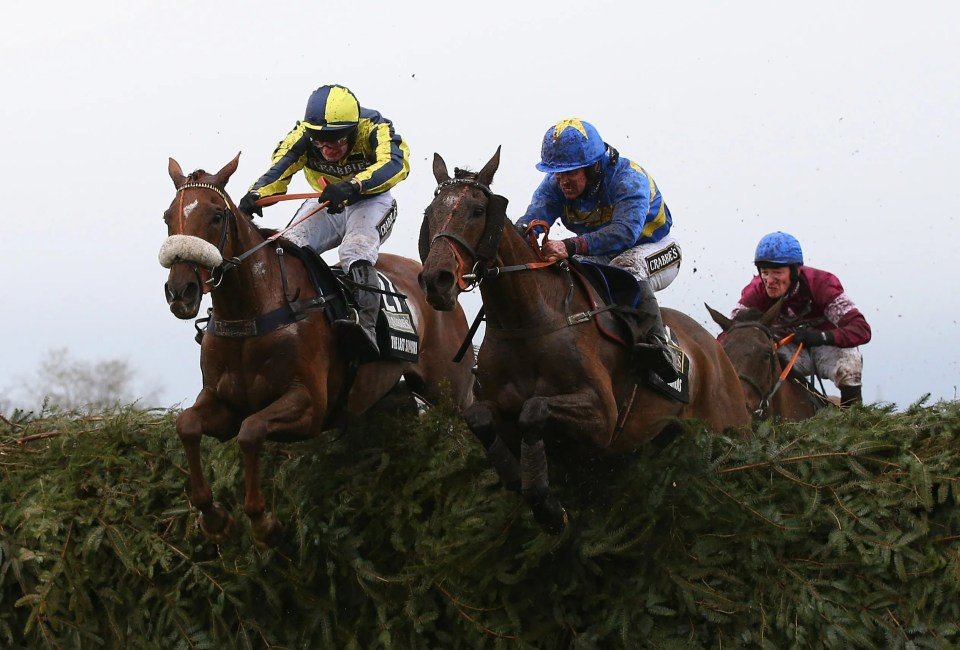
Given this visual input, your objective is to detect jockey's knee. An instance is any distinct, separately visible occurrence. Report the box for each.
[832,349,863,387]
[339,234,380,270]
[646,264,679,292]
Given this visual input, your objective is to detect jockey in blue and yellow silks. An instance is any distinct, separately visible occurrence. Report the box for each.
[238,84,410,361]
[518,124,672,261]
[516,118,682,382]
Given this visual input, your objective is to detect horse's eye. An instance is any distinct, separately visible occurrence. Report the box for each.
[472,206,485,218]
[212,210,226,223]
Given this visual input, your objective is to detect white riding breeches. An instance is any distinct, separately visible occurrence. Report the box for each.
[281,191,398,270]
[779,344,863,388]
[577,234,681,292]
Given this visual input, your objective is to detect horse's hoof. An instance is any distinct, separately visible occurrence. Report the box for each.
[525,490,568,535]
[199,504,234,543]
[251,512,284,549]
[536,505,568,535]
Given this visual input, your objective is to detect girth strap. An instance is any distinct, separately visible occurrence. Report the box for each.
[199,297,328,338]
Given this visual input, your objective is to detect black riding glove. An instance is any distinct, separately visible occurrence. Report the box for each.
[793,328,833,347]
[319,180,359,215]
[238,191,262,217]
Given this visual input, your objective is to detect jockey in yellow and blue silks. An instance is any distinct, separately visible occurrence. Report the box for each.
[516,118,682,382]
[238,84,410,361]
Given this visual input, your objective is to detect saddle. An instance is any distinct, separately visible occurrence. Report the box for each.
[572,260,689,403]
[289,246,421,363]
[575,259,643,309]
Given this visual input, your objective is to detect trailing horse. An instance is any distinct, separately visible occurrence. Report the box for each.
[418,148,750,534]
[707,300,833,421]
[160,154,475,546]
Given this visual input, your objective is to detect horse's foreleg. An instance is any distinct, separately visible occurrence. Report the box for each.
[518,397,568,535]
[464,401,520,492]
[237,389,314,548]
[176,393,239,543]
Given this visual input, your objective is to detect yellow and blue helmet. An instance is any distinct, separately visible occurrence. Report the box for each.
[755,231,804,267]
[303,84,360,137]
[536,118,607,173]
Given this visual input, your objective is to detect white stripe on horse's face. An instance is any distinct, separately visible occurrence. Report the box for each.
[182,198,199,220]
[439,193,461,210]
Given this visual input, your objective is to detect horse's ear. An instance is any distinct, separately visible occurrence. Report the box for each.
[705,303,734,331]
[432,153,450,184]
[477,146,501,187]
[760,298,784,327]
[214,152,241,188]
[168,157,186,188]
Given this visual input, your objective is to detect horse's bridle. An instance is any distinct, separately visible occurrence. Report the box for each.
[427,176,500,290]
[175,181,236,287]
[724,320,802,419]
[427,176,559,292]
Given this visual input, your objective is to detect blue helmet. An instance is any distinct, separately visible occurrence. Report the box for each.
[536,118,607,173]
[754,231,803,266]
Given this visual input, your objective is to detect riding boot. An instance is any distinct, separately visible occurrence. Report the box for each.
[633,280,679,383]
[335,261,381,362]
[839,385,862,408]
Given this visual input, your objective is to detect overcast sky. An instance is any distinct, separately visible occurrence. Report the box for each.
[1,1,957,411]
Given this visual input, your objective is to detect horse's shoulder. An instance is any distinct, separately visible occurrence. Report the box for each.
[661,308,705,335]
[375,252,419,273]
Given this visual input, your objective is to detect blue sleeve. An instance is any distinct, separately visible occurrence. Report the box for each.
[579,168,650,254]
[516,176,563,234]
[579,163,670,254]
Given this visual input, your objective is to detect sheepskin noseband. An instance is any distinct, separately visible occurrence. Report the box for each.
[158,234,224,270]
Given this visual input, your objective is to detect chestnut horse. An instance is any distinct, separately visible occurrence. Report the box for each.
[160,154,474,546]
[706,301,832,421]
[417,149,750,534]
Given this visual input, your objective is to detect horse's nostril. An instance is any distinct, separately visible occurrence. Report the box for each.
[435,271,455,292]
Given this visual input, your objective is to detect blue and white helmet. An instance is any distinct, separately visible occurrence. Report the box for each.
[536,118,607,173]
[754,231,803,266]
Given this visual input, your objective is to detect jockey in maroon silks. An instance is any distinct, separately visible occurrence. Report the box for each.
[732,231,871,407]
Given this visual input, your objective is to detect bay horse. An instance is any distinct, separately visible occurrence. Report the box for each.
[706,301,832,421]
[417,148,750,534]
[160,154,475,547]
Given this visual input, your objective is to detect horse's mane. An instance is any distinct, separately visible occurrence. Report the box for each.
[453,167,477,180]
[187,169,218,185]
[733,308,764,323]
